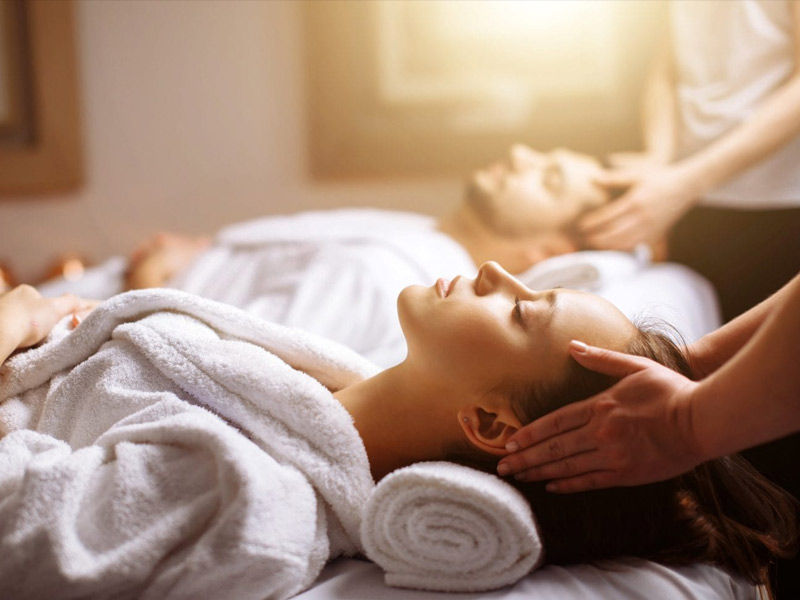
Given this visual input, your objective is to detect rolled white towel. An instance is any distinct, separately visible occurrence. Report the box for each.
[361,462,543,592]
[516,250,647,292]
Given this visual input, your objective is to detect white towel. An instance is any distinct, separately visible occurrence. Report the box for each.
[0,289,377,599]
[516,249,646,292]
[361,462,543,593]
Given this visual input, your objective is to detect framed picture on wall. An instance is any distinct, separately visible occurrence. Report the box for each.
[0,0,34,145]
[0,0,83,196]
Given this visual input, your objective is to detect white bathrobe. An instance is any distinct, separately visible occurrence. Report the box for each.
[168,209,477,368]
[0,290,377,600]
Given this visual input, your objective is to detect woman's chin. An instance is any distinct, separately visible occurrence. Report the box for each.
[396,285,438,347]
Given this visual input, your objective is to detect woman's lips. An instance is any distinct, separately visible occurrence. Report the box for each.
[436,276,460,298]
[447,277,457,296]
[436,278,449,298]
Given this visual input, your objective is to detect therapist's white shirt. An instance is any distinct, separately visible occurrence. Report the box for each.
[671,0,800,209]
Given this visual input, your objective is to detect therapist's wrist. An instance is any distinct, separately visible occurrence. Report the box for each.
[677,380,713,468]
[669,160,703,194]
[672,152,727,199]
[685,337,719,380]
[642,144,674,166]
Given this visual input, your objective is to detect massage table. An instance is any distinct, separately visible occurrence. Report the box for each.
[34,241,746,599]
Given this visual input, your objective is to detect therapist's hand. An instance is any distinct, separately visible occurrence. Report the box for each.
[497,341,705,493]
[578,164,700,250]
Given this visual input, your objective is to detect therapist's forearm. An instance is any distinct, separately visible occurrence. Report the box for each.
[676,73,800,194]
[641,43,677,163]
[688,273,800,378]
[689,274,800,462]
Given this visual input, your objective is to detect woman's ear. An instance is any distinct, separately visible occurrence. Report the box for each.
[457,405,522,456]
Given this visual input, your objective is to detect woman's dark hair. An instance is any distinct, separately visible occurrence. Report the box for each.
[446,326,799,587]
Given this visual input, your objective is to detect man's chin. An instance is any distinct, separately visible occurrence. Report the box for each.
[463,181,497,224]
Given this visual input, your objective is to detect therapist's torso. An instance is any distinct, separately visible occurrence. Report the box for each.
[671,0,800,209]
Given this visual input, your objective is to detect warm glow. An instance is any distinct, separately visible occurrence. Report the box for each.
[306,0,659,177]
[376,0,619,132]
[430,0,605,41]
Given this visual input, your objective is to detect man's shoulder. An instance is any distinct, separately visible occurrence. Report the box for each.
[217,208,435,247]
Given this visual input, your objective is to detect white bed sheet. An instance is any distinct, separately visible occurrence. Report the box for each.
[298,558,756,600]
[597,261,720,344]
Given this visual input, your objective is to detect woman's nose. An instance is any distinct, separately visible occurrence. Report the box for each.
[475,261,517,295]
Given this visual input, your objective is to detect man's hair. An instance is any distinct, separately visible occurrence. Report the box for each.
[445,325,798,586]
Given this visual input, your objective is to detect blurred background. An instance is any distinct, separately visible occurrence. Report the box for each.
[0,0,665,283]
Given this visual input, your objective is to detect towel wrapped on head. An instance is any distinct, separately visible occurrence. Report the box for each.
[361,461,543,592]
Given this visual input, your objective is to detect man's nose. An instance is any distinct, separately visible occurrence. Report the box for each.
[510,144,544,171]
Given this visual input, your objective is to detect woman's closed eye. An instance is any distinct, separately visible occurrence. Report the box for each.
[543,163,565,196]
[513,296,526,328]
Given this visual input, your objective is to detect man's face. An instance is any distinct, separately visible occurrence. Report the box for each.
[465,145,608,236]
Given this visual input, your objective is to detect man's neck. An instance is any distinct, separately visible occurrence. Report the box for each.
[436,206,578,274]
[333,363,461,481]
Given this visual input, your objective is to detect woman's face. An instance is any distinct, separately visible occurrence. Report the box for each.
[465,145,607,235]
[398,262,636,392]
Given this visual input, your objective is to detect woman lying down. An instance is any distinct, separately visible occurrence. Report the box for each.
[0,262,796,599]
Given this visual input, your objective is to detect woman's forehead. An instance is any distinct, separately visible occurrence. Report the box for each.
[549,290,635,347]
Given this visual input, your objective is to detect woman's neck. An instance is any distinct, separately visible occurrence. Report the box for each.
[333,362,461,481]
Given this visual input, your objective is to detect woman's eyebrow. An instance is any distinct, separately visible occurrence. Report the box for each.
[520,291,559,328]
[545,290,559,324]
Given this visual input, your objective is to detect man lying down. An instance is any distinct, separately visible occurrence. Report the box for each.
[0,264,794,598]
[42,146,707,369]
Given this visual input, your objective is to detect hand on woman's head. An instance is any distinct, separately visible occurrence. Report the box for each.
[498,339,704,492]
[397,261,638,457]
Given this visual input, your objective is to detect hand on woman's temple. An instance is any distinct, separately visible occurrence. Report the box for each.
[0,285,97,364]
[578,164,701,250]
[497,340,705,493]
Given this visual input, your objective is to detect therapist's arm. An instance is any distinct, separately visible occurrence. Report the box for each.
[688,277,797,378]
[497,273,800,492]
[688,272,800,464]
[0,285,92,365]
[581,2,800,249]
[610,40,677,168]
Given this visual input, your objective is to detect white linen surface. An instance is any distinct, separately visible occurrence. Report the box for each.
[297,558,756,600]
[0,289,377,600]
[518,249,720,343]
[361,462,543,592]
